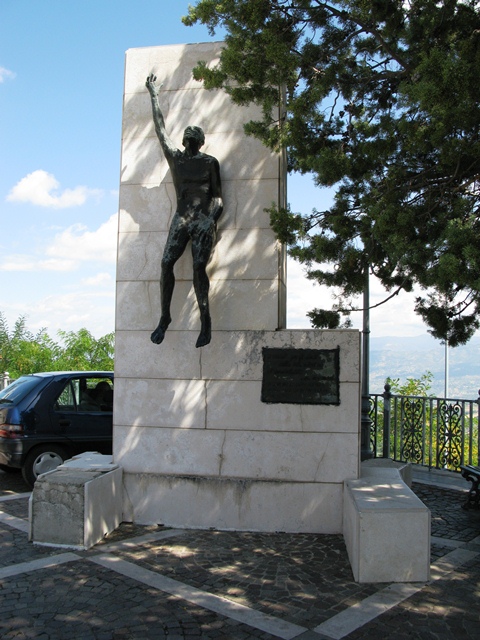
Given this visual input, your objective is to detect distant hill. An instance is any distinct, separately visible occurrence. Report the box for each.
[369,335,480,399]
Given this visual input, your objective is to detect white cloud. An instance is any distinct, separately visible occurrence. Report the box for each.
[6,170,103,209]
[0,255,76,272]
[286,257,428,337]
[19,289,115,338]
[81,272,113,286]
[0,66,16,83]
[0,214,118,272]
[46,214,117,264]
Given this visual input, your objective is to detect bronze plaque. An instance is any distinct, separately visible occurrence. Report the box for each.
[261,347,340,405]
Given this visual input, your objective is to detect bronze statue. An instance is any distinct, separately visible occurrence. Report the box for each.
[146,74,223,348]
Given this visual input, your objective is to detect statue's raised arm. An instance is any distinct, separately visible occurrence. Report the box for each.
[145,74,177,159]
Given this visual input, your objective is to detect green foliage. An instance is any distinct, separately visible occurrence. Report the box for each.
[55,328,114,371]
[386,371,434,397]
[0,312,114,378]
[185,0,480,346]
[0,314,60,378]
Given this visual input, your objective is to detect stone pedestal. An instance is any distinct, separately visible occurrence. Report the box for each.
[116,328,360,532]
[29,453,123,550]
[114,42,361,534]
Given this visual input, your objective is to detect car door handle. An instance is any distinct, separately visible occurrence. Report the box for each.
[58,419,71,427]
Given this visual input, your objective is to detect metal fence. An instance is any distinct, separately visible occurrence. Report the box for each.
[369,385,480,471]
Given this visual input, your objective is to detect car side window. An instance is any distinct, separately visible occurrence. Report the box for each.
[54,377,113,413]
[79,378,113,412]
[55,381,77,411]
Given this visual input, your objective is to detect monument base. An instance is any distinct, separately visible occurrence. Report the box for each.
[122,474,343,533]
[114,329,361,534]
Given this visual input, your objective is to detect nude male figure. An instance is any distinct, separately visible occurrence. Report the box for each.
[146,74,223,348]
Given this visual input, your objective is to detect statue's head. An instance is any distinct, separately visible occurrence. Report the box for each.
[182,126,205,148]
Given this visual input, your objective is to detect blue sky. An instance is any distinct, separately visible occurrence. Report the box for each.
[0,0,429,342]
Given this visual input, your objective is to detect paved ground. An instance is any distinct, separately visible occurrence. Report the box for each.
[0,470,479,640]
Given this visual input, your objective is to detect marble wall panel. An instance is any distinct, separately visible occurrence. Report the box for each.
[122,473,344,533]
[124,43,224,94]
[201,329,361,383]
[121,132,280,185]
[114,331,202,380]
[117,229,280,282]
[114,377,206,430]
[114,425,358,483]
[220,431,359,482]
[114,424,225,476]
[119,183,176,232]
[206,380,360,433]
[118,179,279,234]
[122,87,264,140]
[116,281,280,332]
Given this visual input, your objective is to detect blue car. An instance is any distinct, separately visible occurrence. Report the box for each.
[0,371,113,487]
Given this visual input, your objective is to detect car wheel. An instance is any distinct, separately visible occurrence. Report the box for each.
[22,445,68,487]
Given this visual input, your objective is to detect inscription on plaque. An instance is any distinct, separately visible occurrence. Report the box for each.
[261,347,340,405]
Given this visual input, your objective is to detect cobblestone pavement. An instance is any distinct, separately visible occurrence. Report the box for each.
[0,470,479,640]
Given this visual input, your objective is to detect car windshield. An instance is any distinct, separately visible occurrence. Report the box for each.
[0,375,43,403]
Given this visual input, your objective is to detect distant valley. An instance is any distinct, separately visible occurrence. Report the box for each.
[369,335,480,399]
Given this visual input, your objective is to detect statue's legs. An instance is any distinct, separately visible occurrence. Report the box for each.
[151,217,189,345]
[192,217,216,348]
[193,262,211,348]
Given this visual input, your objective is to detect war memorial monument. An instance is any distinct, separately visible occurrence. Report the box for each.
[29,41,430,583]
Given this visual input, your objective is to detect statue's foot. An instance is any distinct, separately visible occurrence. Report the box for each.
[151,326,166,344]
[196,317,211,348]
[151,316,171,345]
[195,329,211,348]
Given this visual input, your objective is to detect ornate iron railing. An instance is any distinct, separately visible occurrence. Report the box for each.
[369,386,480,471]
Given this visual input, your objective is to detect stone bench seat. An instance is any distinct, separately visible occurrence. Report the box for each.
[343,461,430,583]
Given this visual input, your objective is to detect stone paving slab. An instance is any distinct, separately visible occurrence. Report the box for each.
[0,470,479,639]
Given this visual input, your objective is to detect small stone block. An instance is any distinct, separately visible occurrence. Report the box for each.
[29,454,123,550]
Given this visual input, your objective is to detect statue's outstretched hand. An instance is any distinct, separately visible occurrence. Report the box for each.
[146,74,163,96]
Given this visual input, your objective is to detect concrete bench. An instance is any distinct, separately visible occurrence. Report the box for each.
[29,452,123,550]
[460,465,480,509]
[343,460,430,583]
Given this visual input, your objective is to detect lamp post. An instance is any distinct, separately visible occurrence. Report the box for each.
[444,338,449,399]
[360,267,373,460]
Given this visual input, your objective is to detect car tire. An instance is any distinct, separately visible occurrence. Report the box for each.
[22,445,68,487]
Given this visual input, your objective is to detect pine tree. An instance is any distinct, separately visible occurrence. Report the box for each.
[184,0,480,345]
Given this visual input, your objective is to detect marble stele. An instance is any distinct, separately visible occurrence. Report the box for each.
[114,42,361,533]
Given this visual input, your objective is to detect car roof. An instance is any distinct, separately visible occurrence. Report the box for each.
[26,371,113,378]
